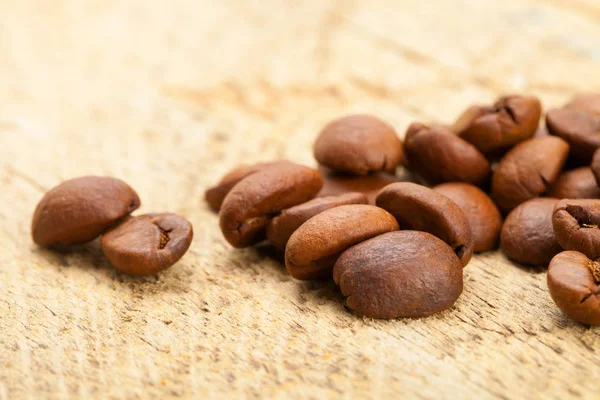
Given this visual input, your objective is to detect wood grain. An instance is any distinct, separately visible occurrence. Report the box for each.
[1,0,600,399]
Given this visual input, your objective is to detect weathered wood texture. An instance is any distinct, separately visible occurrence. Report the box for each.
[1,1,600,399]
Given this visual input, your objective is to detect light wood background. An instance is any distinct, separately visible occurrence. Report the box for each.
[1,1,600,399]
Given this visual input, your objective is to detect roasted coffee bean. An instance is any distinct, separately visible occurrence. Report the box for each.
[547,167,600,199]
[500,198,562,266]
[547,251,600,325]
[219,163,322,248]
[205,161,289,211]
[313,115,403,175]
[591,149,600,187]
[101,213,193,276]
[403,123,491,186]
[552,199,600,260]
[333,231,463,319]
[285,205,398,280]
[31,176,140,247]
[453,95,542,154]
[492,137,569,212]
[546,108,600,163]
[266,192,367,250]
[565,93,600,117]
[317,166,399,204]
[376,182,473,266]
[433,183,502,252]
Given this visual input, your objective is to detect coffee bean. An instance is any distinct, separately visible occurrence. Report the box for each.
[500,198,562,266]
[547,251,600,325]
[31,176,140,247]
[590,149,600,187]
[285,205,398,280]
[205,161,289,211]
[404,123,491,186]
[552,199,600,260]
[376,182,473,266]
[101,213,193,276]
[333,231,463,319]
[546,108,600,164]
[492,137,569,212]
[453,95,542,154]
[266,192,367,250]
[433,183,502,252]
[313,115,403,175]
[547,167,600,199]
[565,93,600,117]
[317,165,399,204]
[219,163,323,248]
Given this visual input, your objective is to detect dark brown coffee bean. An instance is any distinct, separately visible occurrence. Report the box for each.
[546,108,600,164]
[316,165,399,204]
[205,161,289,211]
[492,136,569,212]
[219,163,323,248]
[31,176,140,247]
[403,123,491,186]
[376,182,473,266]
[552,199,600,260]
[266,192,367,250]
[313,115,403,175]
[547,251,600,325]
[333,231,463,319]
[433,183,502,252]
[591,149,600,187]
[565,93,600,117]
[453,95,542,154]
[285,205,398,280]
[101,213,193,276]
[547,167,600,199]
[500,198,562,266]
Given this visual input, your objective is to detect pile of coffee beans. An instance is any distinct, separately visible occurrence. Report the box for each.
[31,176,193,275]
[208,93,600,324]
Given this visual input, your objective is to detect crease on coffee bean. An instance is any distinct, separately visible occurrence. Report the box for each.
[565,205,600,230]
[153,222,171,250]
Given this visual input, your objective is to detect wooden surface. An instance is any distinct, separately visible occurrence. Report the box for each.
[2,1,600,399]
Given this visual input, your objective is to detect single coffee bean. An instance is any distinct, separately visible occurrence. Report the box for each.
[317,165,399,204]
[590,149,600,187]
[565,93,600,117]
[546,107,600,164]
[313,115,403,175]
[219,163,323,248]
[433,183,502,252]
[500,198,562,266]
[403,123,491,186]
[453,95,542,154]
[547,251,600,325]
[205,161,289,211]
[266,192,367,250]
[547,167,600,199]
[552,199,600,260]
[491,136,569,212]
[285,204,398,280]
[333,231,463,319]
[101,213,193,276]
[31,176,140,247]
[376,182,473,266]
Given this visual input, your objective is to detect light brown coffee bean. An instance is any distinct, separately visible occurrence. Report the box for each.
[547,251,600,325]
[285,205,398,280]
[453,95,542,154]
[546,107,600,164]
[266,192,367,250]
[552,199,600,260]
[333,231,463,319]
[500,198,561,266]
[547,167,600,199]
[102,213,193,276]
[565,93,600,117]
[376,182,473,266]
[491,136,569,212]
[434,183,502,252]
[313,115,403,175]
[31,176,140,247]
[403,123,491,186]
[219,163,323,248]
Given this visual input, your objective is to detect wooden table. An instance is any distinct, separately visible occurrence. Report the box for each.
[2,1,600,398]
